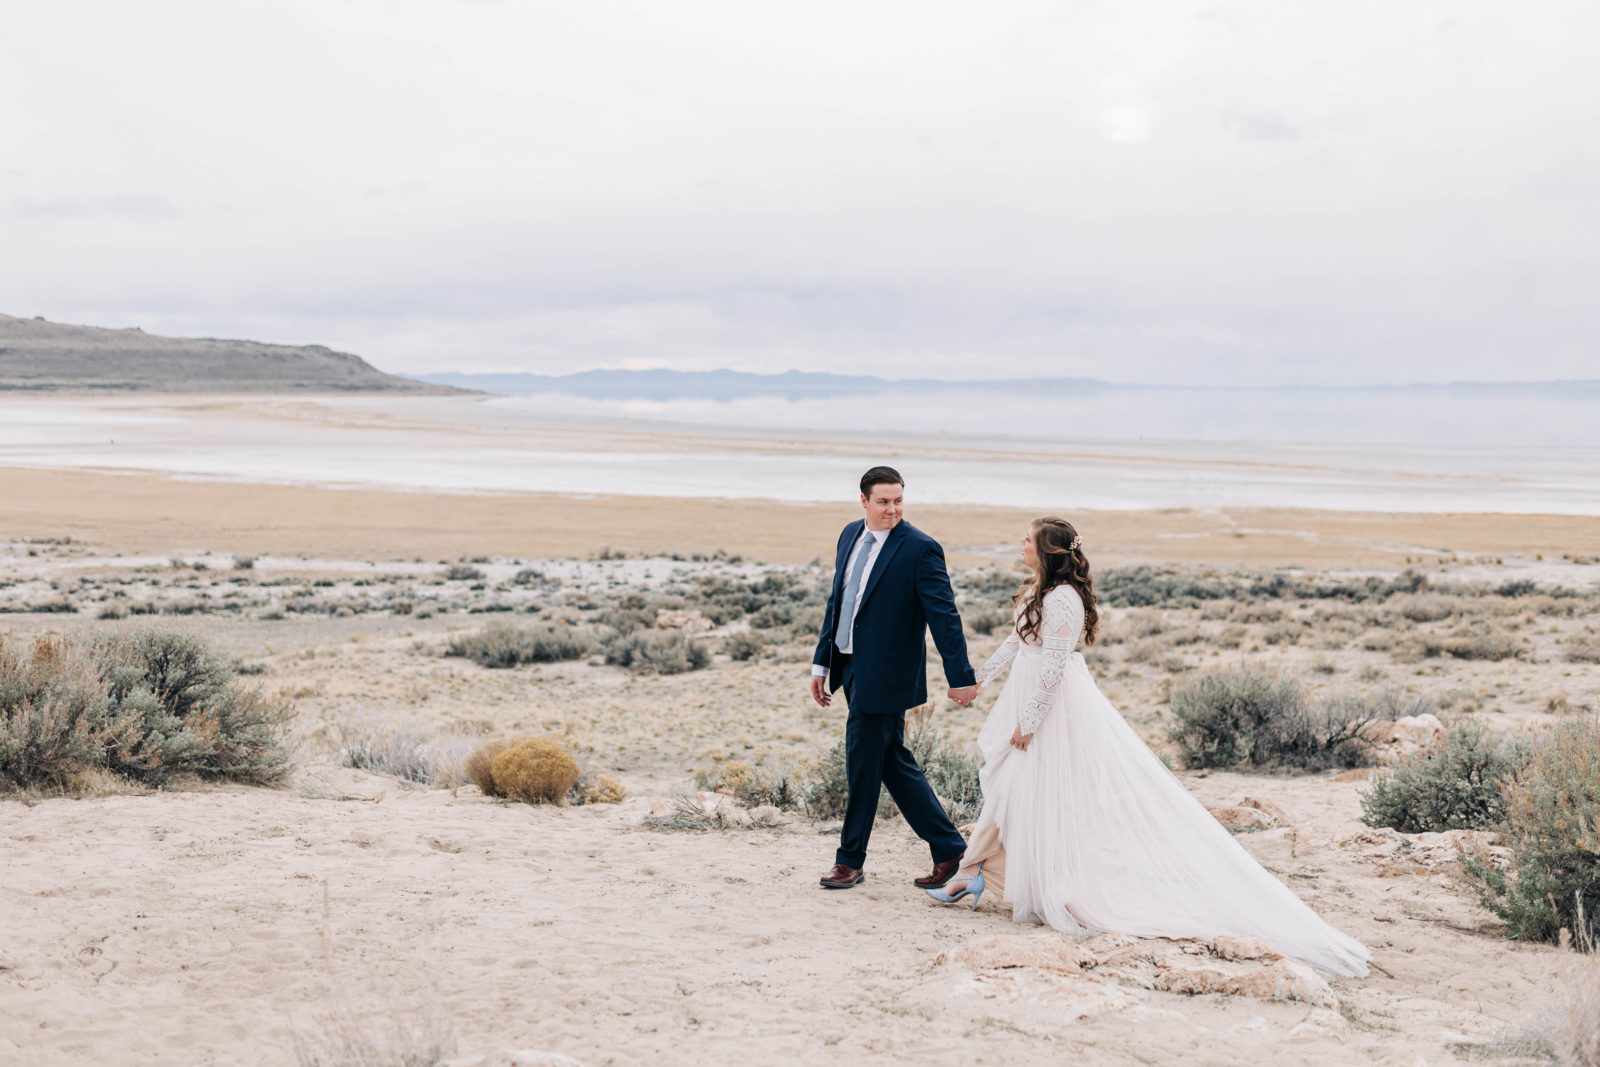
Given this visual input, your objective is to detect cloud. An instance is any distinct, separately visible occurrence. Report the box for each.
[0,0,1595,386]
[1222,109,1300,142]
[13,194,178,220]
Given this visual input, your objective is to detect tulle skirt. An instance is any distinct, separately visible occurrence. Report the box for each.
[973,647,1370,978]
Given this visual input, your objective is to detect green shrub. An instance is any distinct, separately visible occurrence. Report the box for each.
[1360,721,1529,833]
[1469,718,1600,948]
[722,632,764,662]
[445,622,593,668]
[1165,669,1380,771]
[0,630,293,792]
[604,631,709,674]
[442,564,483,581]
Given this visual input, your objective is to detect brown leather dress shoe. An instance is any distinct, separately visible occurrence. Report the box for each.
[913,856,964,888]
[820,864,865,889]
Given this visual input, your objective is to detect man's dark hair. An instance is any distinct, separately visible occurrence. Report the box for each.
[860,466,905,497]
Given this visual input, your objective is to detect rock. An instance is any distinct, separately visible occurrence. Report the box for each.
[1291,1007,1350,1039]
[1331,768,1374,782]
[1211,934,1283,963]
[1367,713,1447,765]
[655,609,713,634]
[941,930,1339,1016]
[1153,957,1337,1008]
[935,932,1088,973]
[1237,797,1290,823]
[1208,805,1280,832]
[1337,826,1509,874]
[1391,713,1444,747]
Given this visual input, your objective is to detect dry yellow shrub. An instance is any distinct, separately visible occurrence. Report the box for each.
[465,738,512,796]
[575,774,627,805]
[489,738,579,804]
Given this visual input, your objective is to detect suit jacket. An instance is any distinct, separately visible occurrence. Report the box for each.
[813,519,976,714]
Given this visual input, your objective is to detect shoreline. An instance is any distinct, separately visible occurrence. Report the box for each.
[4,465,1599,569]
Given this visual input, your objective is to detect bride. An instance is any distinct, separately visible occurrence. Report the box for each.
[928,517,1370,978]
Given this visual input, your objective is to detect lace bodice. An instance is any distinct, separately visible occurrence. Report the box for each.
[974,585,1083,734]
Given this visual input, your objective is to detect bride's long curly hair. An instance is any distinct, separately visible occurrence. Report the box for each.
[1015,517,1099,646]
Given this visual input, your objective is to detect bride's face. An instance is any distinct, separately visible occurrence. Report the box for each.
[1021,527,1038,566]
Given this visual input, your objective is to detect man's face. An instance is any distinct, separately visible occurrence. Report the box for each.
[860,482,904,532]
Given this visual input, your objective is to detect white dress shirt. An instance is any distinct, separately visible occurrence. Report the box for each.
[812,524,890,675]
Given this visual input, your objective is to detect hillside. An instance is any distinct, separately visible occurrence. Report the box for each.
[0,313,456,393]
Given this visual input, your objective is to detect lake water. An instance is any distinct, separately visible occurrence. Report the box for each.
[1,390,1597,515]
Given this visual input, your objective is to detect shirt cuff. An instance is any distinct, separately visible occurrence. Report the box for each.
[811,664,828,677]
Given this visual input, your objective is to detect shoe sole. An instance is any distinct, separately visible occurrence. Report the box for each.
[913,875,953,888]
[819,876,864,889]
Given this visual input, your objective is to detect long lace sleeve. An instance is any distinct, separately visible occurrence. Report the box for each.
[1017,587,1083,735]
[975,630,1020,686]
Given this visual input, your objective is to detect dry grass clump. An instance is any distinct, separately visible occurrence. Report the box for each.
[466,736,609,804]
[445,621,594,668]
[489,738,580,803]
[464,738,511,795]
[1418,628,1525,661]
[0,629,293,793]
[291,996,457,1067]
[337,716,476,788]
[1389,593,1458,622]
[1360,721,1528,833]
[1165,668,1383,771]
[1470,717,1600,948]
[1532,932,1600,1067]
[1564,631,1600,664]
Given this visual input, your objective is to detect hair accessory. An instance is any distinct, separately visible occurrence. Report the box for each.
[1068,535,1082,552]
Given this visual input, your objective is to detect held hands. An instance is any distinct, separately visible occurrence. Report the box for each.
[1009,725,1034,751]
[947,684,980,707]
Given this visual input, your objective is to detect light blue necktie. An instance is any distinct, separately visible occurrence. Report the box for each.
[834,530,876,651]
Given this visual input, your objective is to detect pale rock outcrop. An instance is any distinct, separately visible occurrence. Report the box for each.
[1337,826,1509,876]
[654,609,714,634]
[1207,796,1291,832]
[1364,713,1446,764]
[937,929,1339,1017]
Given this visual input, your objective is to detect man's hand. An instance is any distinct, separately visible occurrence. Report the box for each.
[948,684,979,707]
[1009,725,1034,751]
[810,675,832,708]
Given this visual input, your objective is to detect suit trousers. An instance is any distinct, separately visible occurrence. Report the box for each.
[836,657,967,869]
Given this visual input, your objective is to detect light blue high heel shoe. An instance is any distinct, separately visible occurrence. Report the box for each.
[925,869,985,906]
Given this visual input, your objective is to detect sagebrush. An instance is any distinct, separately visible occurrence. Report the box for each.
[1468,717,1600,949]
[1165,668,1382,771]
[0,629,294,792]
[445,621,594,668]
[1360,721,1528,833]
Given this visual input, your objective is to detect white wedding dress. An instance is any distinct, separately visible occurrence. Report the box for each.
[968,584,1370,978]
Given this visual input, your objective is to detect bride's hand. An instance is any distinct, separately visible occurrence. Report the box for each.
[1010,726,1034,751]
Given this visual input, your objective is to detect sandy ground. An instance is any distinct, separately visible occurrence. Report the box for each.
[3,409,1598,1065]
[5,465,1600,570]
[0,768,1564,1067]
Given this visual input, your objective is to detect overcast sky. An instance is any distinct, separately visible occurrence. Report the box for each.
[4,0,1595,384]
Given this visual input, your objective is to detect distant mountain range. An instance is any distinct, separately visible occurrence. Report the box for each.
[0,314,457,394]
[419,368,1600,401]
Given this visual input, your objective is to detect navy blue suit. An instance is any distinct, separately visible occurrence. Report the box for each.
[814,520,974,869]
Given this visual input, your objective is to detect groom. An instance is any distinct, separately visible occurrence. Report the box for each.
[810,466,979,891]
